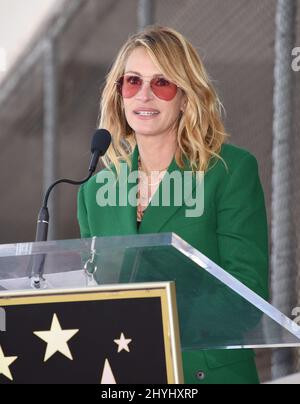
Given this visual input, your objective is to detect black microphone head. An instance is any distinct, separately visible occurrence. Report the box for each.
[91,129,112,156]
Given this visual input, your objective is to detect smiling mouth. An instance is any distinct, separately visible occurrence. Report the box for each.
[134,111,160,116]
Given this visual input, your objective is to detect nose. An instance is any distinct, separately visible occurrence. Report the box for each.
[135,80,154,101]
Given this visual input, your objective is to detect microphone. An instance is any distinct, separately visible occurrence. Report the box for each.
[35,129,111,243]
[89,129,111,173]
[30,129,111,288]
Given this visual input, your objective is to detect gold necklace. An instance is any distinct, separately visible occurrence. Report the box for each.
[138,157,168,186]
[138,156,169,173]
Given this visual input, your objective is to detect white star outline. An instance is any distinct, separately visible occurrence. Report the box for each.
[114,333,132,353]
[33,313,79,362]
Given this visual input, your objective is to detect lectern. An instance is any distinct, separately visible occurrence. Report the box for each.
[0,233,300,384]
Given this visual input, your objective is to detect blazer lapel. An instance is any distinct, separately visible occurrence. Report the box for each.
[139,154,202,233]
[112,146,139,235]
[113,145,201,235]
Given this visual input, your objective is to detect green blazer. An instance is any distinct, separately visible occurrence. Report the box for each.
[77,143,269,384]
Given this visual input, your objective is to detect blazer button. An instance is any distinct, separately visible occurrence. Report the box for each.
[196,371,206,381]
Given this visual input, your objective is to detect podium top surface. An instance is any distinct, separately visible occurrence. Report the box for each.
[0,232,300,350]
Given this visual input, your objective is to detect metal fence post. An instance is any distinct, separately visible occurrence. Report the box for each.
[272,0,297,380]
[137,0,154,32]
[43,37,58,241]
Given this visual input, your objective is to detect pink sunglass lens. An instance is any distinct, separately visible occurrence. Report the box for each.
[121,76,142,98]
[151,78,177,100]
[117,75,178,100]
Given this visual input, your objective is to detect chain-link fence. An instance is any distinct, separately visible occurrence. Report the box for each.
[0,0,299,382]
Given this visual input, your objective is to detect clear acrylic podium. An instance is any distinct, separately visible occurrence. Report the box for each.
[0,232,300,351]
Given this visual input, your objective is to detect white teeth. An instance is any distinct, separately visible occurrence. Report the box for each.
[135,111,159,116]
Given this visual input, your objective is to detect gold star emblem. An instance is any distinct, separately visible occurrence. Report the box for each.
[34,313,79,362]
[0,345,18,381]
[114,333,132,353]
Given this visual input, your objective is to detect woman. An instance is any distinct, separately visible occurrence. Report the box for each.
[78,26,269,384]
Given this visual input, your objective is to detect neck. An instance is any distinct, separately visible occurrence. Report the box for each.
[135,132,177,172]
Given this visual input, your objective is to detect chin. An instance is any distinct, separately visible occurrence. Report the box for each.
[130,125,159,137]
[134,130,161,137]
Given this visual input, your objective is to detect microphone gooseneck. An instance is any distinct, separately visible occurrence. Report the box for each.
[35,129,111,243]
[30,129,111,288]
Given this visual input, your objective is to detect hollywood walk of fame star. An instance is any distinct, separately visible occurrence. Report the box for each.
[114,333,132,353]
[33,313,79,362]
[100,358,117,384]
[0,345,18,381]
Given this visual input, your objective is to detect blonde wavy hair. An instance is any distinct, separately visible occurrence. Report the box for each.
[99,26,228,177]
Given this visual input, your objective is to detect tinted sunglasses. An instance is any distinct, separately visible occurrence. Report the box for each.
[116,74,178,101]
